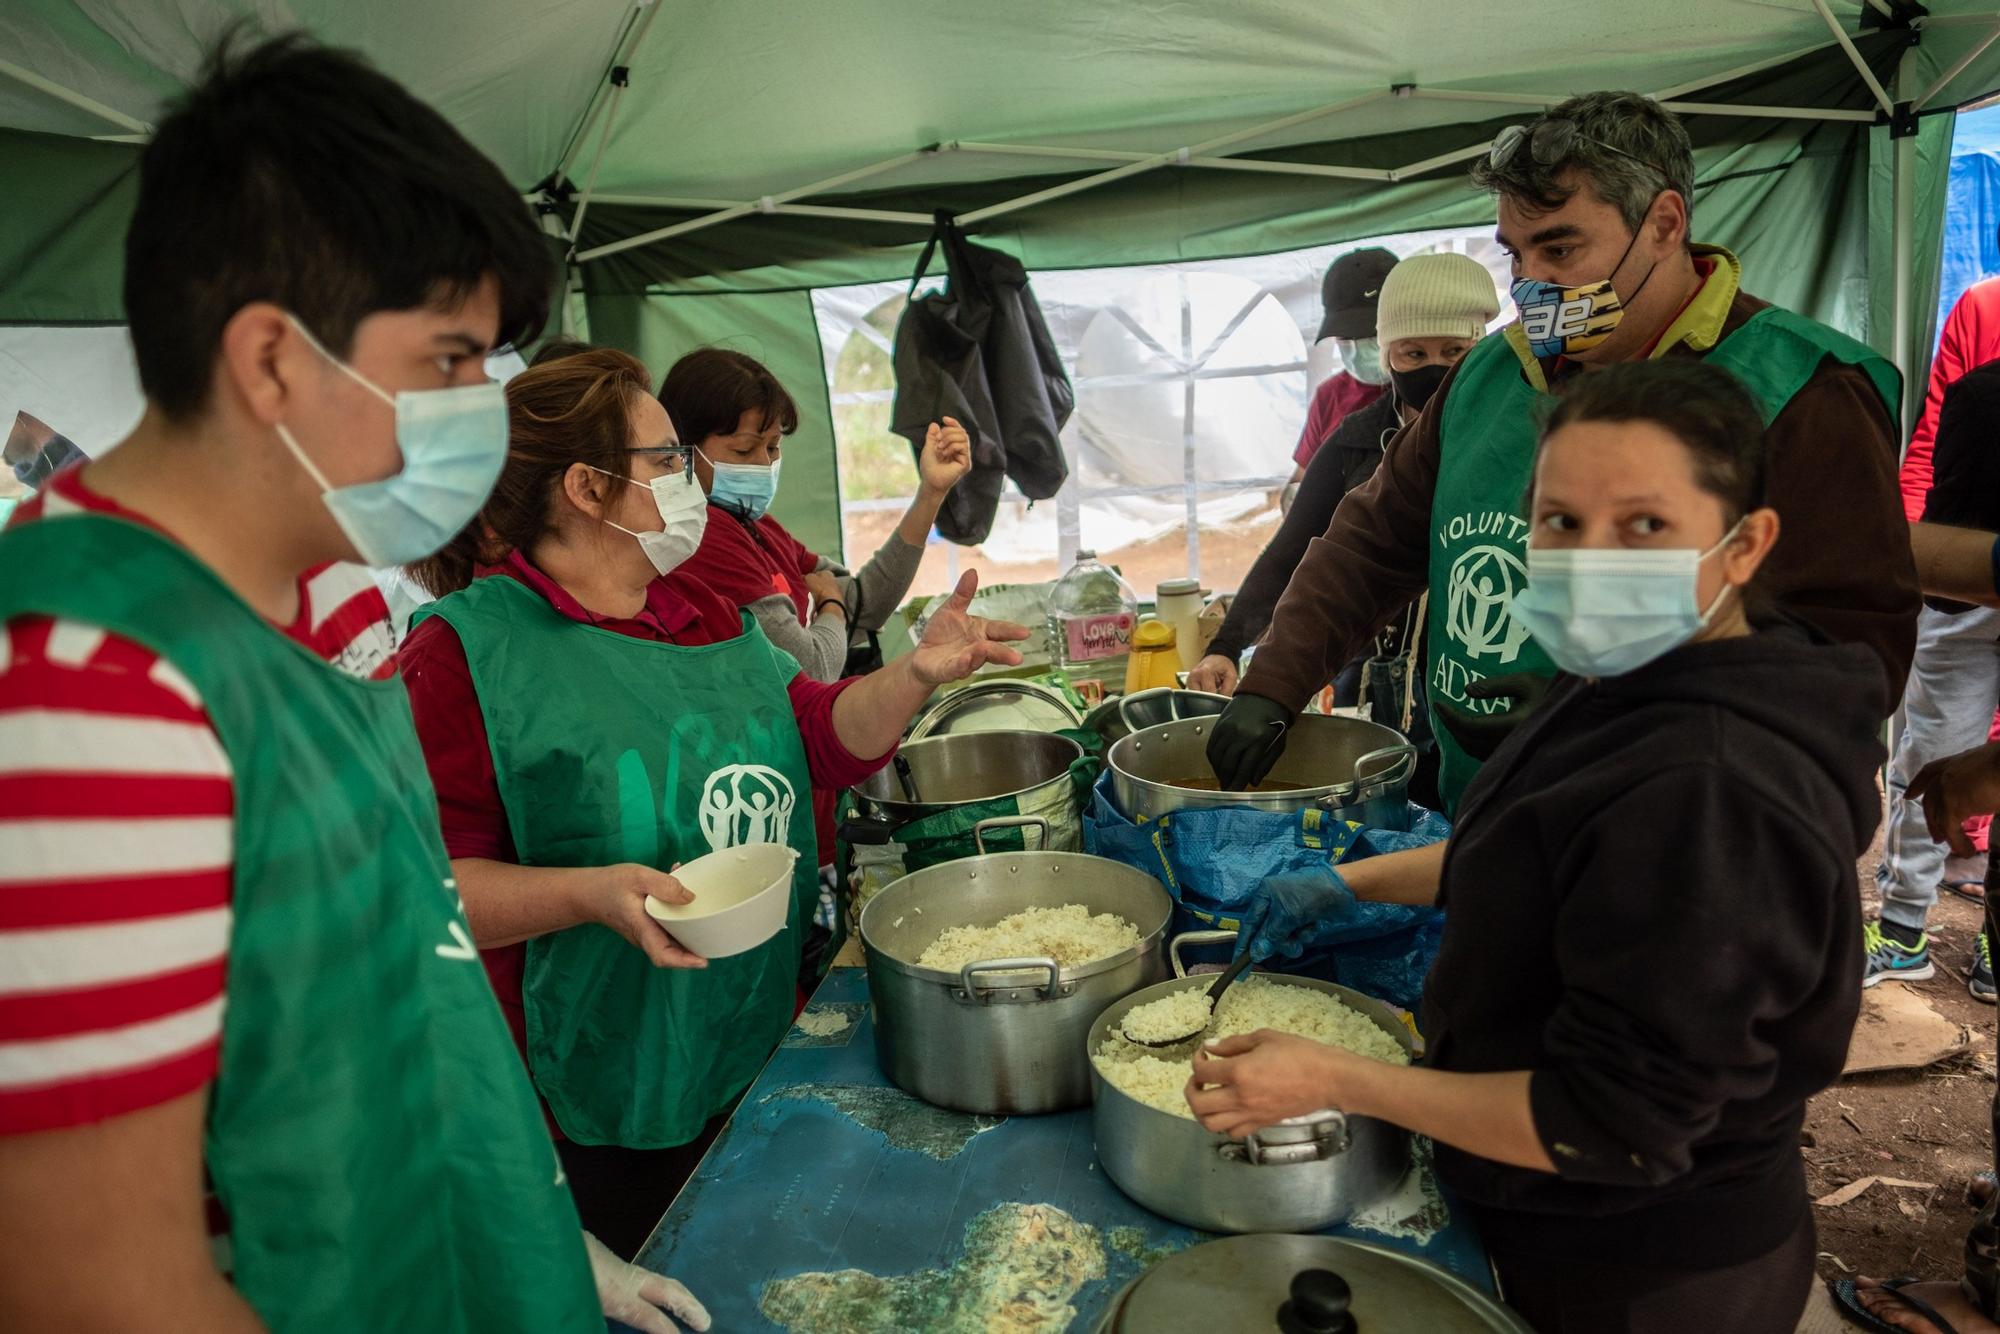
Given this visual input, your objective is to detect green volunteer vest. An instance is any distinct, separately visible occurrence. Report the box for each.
[1425,307,1901,812]
[414,574,818,1148]
[0,516,598,1333]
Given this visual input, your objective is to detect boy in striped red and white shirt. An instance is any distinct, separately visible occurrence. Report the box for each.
[0,466,393,1252]
[0,33,707,1334]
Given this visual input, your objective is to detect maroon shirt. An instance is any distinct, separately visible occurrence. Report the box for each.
[400,550,884,1112]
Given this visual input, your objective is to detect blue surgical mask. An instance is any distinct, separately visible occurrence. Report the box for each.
[699,448,780,520]
[1508,522,1743,678]
[276,314,508,567]
[1335,337,1388,386]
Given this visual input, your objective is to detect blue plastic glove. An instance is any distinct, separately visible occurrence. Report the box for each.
[1237,864,1361,962]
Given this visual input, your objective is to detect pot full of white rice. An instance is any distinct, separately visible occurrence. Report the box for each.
[1088,968,1414,1234]
[860,838,1173,1115]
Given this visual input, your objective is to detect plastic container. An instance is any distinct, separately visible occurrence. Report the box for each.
[1154,578,1205,671]
[1046,551,1138,688]
[1123,619,1182,695]
[644,843,798,958]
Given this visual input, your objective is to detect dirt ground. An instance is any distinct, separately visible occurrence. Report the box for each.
[1809,819,1998,1289]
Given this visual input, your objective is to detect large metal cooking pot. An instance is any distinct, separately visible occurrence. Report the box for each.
[1089,936,1413,1233]
[1092,1234,1532,1333]
[851,730,1081,826]
[860,819,1173,1115]
[1108,712,1415,830]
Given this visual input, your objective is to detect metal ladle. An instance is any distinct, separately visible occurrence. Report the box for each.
[1124,949,1256,1049]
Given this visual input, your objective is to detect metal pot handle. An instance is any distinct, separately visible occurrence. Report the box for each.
[958,957,1061,1003]
[1117,686,1177,733]
[1348,744,1417,803]
[1168,929,1238,979]
[1219,1111,1353,1165]
[972,815,1052,855]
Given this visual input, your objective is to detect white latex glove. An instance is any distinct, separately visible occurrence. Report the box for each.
[584,1231,712,1333]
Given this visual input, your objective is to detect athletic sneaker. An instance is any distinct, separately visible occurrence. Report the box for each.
[1972,933,1996,1005]
[1862,919,1935,987]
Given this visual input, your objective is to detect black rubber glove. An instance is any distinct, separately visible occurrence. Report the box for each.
[1430,671,1553,763]
[1205,692,1296,791]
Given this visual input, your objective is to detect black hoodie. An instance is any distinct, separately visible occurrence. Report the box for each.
[1419,617,1885,1268]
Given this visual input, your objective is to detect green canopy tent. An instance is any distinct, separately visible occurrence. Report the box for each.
[5,0,2000,558]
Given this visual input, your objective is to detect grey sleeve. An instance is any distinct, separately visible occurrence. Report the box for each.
[831,536,926,632]
[746,593,848,682]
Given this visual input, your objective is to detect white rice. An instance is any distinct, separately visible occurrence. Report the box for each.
[914,903,1140,971]
[1118,988,1213,1044]
[1093,977,1408,1120]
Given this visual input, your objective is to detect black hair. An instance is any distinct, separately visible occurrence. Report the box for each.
[1537,360,1768,522]
[125,29,553,421]
[658,348,801,447]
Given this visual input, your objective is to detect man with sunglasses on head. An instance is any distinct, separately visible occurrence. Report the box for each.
[1210,91,1915,814]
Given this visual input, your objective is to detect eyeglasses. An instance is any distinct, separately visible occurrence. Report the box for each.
[1489,119,1668,183]
[627,445,693,479]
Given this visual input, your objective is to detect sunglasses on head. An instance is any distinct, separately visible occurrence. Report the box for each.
[1489,119,1668,182]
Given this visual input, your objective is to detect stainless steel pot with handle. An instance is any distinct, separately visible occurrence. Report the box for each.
[850,730,1082,827]
[860,818,1174,1114]
[1107,713,1415,831]
[1088,931,1412,1233]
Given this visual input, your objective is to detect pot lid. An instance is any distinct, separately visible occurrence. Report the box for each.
[908,679,1084,740]
[1103,1235,1530,1334]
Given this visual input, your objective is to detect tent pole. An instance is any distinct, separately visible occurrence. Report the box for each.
[553,0,663,183]
[1890,39,1919,437]
[1916,17,2000,110]
[587,193,935,224]
[564,75,628,260]
[957,89,1390,226]
[951,141,1392,182]
[0,57,150,135]
[574,149,939,262]
[1808,0,1896,114]
[1655,100,1874,122]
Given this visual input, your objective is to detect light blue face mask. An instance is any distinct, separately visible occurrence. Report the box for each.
[1508,523,1742,678]
[699,448,780,520]
[276,314,509,567]
[1335,337,1388,386]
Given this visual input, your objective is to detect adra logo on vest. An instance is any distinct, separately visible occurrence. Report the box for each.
[697,764,797,852]
[1439,515,1533,666]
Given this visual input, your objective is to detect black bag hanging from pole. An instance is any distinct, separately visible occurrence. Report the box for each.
[890,213,1072,545]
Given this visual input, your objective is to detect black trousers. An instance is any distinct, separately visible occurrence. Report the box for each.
[1489,1213,1817,1334]
[555,1109,731,1261]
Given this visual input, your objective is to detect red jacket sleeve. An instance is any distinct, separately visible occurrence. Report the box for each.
[1904,300,1973,520]
[786,672,892,790]
[397,616,515,862]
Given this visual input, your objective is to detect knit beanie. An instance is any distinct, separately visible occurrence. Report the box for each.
[1374,252,1500,346]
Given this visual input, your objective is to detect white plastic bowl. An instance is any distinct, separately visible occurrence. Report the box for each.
[644,843,799,959]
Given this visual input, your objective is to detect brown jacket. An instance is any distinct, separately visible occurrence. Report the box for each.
[1239,249,1918,715]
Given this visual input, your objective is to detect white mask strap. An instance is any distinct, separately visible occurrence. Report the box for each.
[283,313,395,409]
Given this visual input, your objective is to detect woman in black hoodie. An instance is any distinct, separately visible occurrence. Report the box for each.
[1188,360,1885,1334]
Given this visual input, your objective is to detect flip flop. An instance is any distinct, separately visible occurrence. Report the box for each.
[1829,1277,1963,1334]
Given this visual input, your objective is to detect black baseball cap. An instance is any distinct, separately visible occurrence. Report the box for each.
[1316,246,1399,341]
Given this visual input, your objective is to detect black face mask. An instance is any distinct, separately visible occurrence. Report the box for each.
[1391,364,1450,414]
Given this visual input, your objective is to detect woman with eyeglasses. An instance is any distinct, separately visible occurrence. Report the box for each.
[397,347,1024,1257]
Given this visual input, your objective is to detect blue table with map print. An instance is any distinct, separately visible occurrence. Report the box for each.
[623,966,1493,1334]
